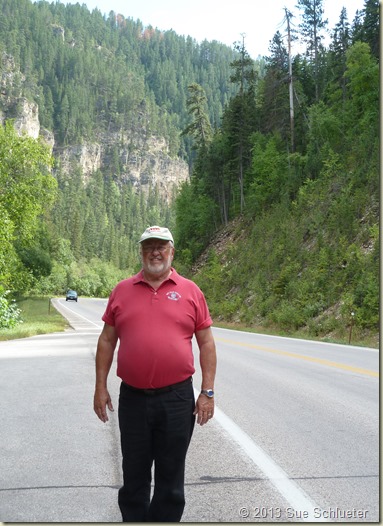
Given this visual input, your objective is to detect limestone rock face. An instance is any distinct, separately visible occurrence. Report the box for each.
[98,131,189,202]
[0,52,23,99]
[12,97,40,139]
[53,135,189,203]
[0,51,189,202]
[1,53,44,142]
[39,128,55,149]
[56,143,102,184]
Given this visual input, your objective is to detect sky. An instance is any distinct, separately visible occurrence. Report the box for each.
[63,0,366,58]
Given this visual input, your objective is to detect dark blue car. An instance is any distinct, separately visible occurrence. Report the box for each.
[66,289,78,302]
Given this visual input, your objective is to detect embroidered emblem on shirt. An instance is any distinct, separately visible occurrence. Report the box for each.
[166,291,181,301]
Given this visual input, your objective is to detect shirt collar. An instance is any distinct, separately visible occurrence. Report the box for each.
[133,267,179,285]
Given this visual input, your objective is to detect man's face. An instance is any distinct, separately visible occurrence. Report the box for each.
[141,239,174,276]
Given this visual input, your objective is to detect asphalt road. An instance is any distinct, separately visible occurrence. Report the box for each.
[0,297,379,522]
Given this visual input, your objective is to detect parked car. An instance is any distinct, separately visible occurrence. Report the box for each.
[66,289,78,302]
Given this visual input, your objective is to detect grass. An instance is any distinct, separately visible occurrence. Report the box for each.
[0,296,69,341]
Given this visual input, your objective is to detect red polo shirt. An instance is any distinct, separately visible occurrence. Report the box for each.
[102,268,213,388]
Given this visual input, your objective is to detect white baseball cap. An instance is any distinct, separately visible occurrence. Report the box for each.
[139,225,174,244]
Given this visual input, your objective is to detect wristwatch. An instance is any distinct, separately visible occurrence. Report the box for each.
[201,389,214,398]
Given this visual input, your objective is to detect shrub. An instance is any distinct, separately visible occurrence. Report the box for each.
[0,290,23,329]
[269,300,305,331]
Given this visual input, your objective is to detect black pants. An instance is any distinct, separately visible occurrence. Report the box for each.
[118,380,195,522]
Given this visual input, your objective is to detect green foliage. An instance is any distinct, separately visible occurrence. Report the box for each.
[33,258,129,298]
[0,203,16,286]
[296,0,328,101]
[193,250,225,311]
[175,180,219,262]
[0,289,22,329]
[351,0,379,59]
[258,31,291,142]
[0,121,56,240]
[247,132,288,209]
[182,83,212,149]
[343,42,379,167]
[0,296,68,341]
[67,259,129,298]
[16,245,52,280]
[0,121,57,289]
[195,171,378,338]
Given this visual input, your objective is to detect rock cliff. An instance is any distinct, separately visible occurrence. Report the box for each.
[0,51,189,203]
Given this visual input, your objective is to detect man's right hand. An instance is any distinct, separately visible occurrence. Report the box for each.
[93,387,114,422]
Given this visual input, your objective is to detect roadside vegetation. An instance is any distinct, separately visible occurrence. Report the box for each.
[0,297,68,341]
[0,292,376,348]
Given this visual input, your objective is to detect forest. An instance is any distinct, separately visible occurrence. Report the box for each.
[0,0,379,344]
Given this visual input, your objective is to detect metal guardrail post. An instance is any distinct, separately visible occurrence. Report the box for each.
[348,311,355,344]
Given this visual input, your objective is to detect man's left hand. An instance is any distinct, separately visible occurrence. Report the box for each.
[194,394,214,426]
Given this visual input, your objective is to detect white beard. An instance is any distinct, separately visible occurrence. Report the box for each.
[144,253,173,275]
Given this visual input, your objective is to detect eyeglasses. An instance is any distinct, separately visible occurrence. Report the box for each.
[142,244,170,253]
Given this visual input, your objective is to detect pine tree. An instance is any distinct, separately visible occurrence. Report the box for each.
[297,0,328,101]
[228,36,258,213]
[182,83,212,151]
[352,0,379,60]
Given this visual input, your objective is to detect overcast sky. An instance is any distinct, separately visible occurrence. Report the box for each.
[63,0,365,58]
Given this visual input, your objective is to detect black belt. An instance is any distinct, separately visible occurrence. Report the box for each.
[122,377,192,395]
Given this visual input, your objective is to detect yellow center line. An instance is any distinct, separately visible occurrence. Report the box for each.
[215,337,379,378]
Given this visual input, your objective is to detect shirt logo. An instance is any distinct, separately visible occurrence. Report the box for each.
[166,291,181,301]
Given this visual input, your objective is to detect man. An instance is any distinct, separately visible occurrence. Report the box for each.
[93,225,217,522]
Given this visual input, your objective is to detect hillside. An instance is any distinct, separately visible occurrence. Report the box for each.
[0,0,379,346]
[172,1,379,347]
[190,211,378,348]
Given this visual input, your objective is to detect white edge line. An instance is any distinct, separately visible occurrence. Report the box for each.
[53,299,103,328]
[212,326,378,352]
[194,389,328,523]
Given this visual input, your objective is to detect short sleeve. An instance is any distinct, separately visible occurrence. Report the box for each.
[102,289,116,327]
[195,288,213,331]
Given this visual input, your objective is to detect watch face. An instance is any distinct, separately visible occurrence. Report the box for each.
[206,389,214,397]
